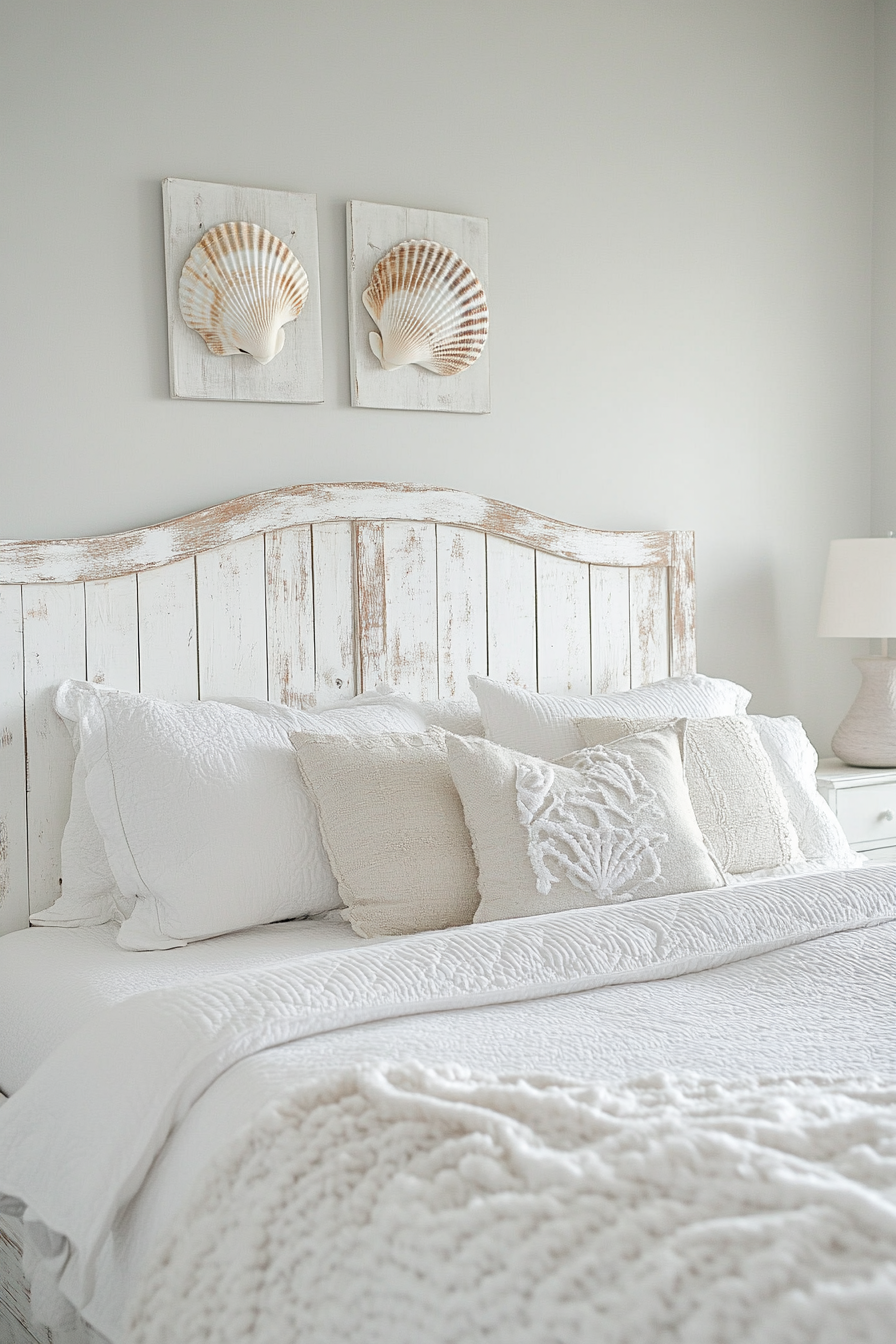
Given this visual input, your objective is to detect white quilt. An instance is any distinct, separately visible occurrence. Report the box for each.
[125,1065,896,1344]
[0,866,894,1340]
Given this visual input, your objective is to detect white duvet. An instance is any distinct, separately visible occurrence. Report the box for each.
[1,866,895,1343]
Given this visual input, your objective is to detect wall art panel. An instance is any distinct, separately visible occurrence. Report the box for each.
[163,177,323,404]
[347,199,489,414]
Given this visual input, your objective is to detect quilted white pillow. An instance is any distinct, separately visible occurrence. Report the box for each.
[40,692,427,934]
[341,683,485,737]
[469,673,752,761]
[50,684,429,948]
[446,727,724,923]
[748,715,860,868]
[219,697,430,735]
[29,719,125,929]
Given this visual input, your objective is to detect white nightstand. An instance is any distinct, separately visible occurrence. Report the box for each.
[815,758,896,863]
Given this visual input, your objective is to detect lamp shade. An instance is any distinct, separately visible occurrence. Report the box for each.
[818,538,896,637]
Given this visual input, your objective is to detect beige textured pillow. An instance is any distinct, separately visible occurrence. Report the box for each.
[445,727,724,925]
[573,716,803,875]
[290,729,479,937]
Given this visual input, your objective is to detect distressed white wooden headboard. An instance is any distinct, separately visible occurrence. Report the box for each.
[0,482,695,935]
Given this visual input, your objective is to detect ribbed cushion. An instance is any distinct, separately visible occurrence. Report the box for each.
[575,716,803,875]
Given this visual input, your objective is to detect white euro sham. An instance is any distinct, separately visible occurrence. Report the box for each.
[42,688,427,938]
[54,682,344,949]
[469,672,752,759]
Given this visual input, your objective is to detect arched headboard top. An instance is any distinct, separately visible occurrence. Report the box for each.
[0,482,683,584]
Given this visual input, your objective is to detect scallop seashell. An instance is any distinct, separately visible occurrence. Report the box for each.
[178,222,309,365]
[362,239,488,376]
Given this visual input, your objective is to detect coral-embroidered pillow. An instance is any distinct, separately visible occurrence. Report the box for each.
[445,727,724,924]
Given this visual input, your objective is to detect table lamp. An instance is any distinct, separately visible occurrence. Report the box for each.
[818,537,896,766]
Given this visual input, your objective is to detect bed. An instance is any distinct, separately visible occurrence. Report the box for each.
[0,483,892,1344]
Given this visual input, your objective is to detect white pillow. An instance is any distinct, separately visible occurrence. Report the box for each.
[574,715,803,875]
[290,729,480,937]
[219,696,430,735]
[446,727,724,923]
[342,683,485,737]
[50,684,430,948]
[748,715,860,868]
[39,692,427,934]
[469,673,752,761]
[29,719,127,929]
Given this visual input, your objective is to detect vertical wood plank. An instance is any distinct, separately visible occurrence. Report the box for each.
[535,553,591,695]
[436,525,487,698]
[356,520,387,693]
[0,587,28,935]
[137,558,199,701]
[486,536,537,689]
[669,530,697,676]
[266,526,315,707]
[629,566,670,687]
[0,1212,53,1343]
[22,583,86,915]
[382,522,439,700]
[1,1211,105,1342]
[196,536,268,699]
[85,574,139,692]
[312,522,356,705]
[590,566,632,693]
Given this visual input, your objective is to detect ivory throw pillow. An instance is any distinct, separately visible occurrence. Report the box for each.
[445,727,724,924]
[469,673,752,761]
[42,690,427,934]
[290,730,480,938]
[574,716,803,875]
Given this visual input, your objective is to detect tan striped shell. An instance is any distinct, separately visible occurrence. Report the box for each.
[178,222,309,365]
[362,239,488,376]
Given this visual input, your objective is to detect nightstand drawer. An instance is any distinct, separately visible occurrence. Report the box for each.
[857,842,896,864]
[835,782,896,844]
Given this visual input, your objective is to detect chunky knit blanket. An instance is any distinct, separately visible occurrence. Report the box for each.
[125,1065,896,1344]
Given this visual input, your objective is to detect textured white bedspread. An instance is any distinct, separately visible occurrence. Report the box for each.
[0,917,367,1094]
[0,867,894,1341]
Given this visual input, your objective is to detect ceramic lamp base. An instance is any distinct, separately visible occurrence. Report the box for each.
[832,656,896,766]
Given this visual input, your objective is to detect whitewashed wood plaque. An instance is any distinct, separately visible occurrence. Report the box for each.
[346,200,489,414]
[163,178,323,404]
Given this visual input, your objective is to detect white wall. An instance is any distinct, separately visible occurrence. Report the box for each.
[0,1,874,749]
[873,0,896,539]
